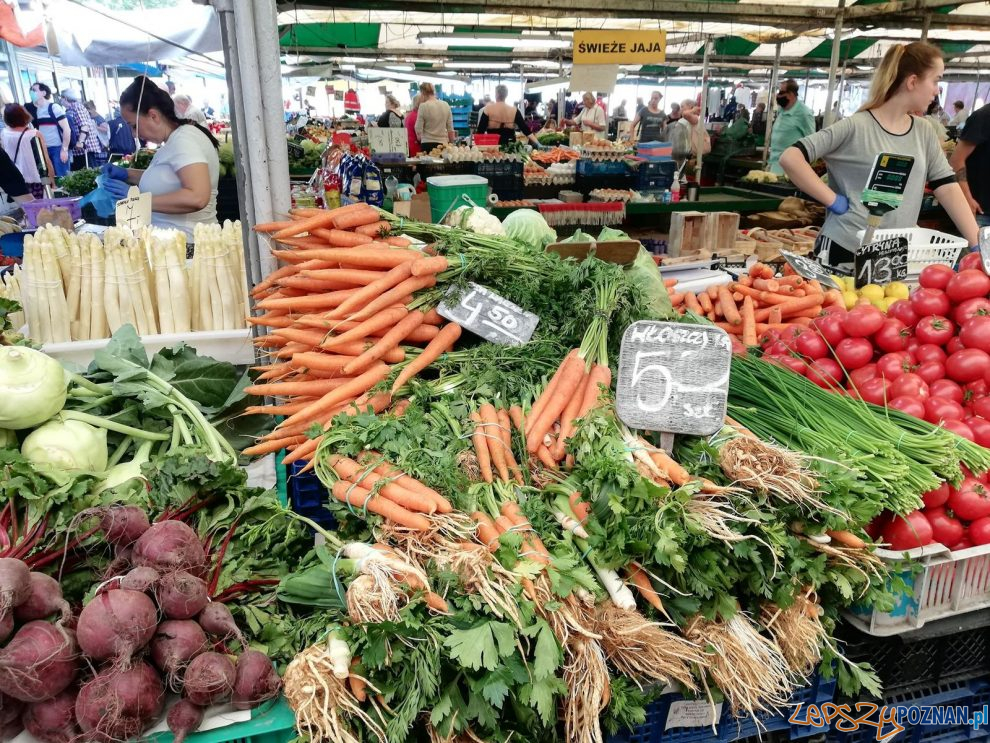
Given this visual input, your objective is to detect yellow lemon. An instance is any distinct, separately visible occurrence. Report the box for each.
[842,291,859,309]
[843,276,858,292]
[830,275,847,291]
[860,284,885,302]
[885,282,910,300]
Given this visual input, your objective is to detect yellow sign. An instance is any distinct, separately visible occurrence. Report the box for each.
[573,30,667,65]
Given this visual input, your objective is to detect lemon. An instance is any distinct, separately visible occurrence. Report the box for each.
[860,284,885,302]
[830,275,847,291]
[842,291,859,309]
[843,277,858,292]
[885,281,910,300]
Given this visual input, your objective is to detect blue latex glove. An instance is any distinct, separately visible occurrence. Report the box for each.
[103,178,131,200]
[828,193,849,215]
[101,163,128,181]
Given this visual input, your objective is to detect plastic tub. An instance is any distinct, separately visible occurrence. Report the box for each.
[854,227,968,276]
[473,134,500,147]
[426,174,489,223]
[21,197,82,228]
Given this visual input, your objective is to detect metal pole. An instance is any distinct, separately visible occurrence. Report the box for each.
[696,37,712,182]
[823,0,845,128]
[763,42,782,169]
[804,68,810,102]
[921,13,932,41]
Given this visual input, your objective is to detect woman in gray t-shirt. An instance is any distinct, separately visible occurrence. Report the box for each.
[779,41,978,266]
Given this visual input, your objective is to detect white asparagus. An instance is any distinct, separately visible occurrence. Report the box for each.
[65,233,82,339]
[78,235,92,340]
[90,235,107,339]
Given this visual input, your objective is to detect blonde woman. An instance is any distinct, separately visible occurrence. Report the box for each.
[564,92,606,134]
[377,95,404,128]
[414,83,455,152]
[780,41,979,265]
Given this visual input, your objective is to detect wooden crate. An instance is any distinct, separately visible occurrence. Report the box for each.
[668,211,712,257]
[708,212,741,254]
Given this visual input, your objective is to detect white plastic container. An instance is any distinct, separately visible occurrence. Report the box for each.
[855,227,968,276]
[42,328,255,369]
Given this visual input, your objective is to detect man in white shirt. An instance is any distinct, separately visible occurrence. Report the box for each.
[949,100,969,130]
[173,94,208,124]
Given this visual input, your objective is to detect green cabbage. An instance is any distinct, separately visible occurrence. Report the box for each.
[501,209,557,249]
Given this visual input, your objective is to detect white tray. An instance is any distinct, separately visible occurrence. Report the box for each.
[43,329,255,369]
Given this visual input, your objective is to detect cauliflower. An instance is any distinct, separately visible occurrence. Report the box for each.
[444,206,505,236]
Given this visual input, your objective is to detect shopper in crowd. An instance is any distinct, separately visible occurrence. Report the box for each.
[414,82,455,153]
[173,94,207,124]
[949,101,990,228]
[721,107,752,142]
[723,96,739,122]
[107,109,137,156]
[1,104,53,199]
[61,87,104,170]
[25,82,71,177]
[613,100,627,120]
[668,102,681,122]
[750,102,767,137]
[780,41,979,266]
[767,79,815,174]
[634,97,645,119]
[405,94,421,157]
[377,95,404,128]
[0,147,36,204]
[102,75,220,238]
[629,90,665,143]
[477,85,540,146]
[563,92,607,135]
[669,99,711,162]
[949,100,968,129]
[85,101,110,152]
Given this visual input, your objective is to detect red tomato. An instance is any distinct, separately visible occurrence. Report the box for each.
[948,481,990,520]
[890,373,930,400]
[889,395,926,418]
[922,482,951,509]
[915,315,956,346]
[877,352,915,380]
[769,355,807,376]
[856,377,890,405]
[924,507,965,547]
[882,511,934,551]
[806,358,844,389]
[731,337,749,356]
[874,318,912,353]
[953,538,975,551]
[842,306,886,338]
[966,416,990,448]
[833,337,874,370]
[911,288,952,317]
[848,364,878,390]
[866,511,893,540]
[959,252,987,273]
[763,342,788,357]
[924,396,966,424]
[812,314,847,347]
[946,269,990,304]
[887,299,920,328]
[794,331,830,360]
[953,297,990,326]
[947,349,990,383]
[943,419,976,441]
[778,325,802,345]
[960,316,990,353]
[947,337,967,355]
[919,263,957,290]
[965,380,989,400]
[906,338,922,357]
[914,344,948,366]
[969,517,990,546]
[973,397,990,419]
[916,361,946,384]
[930,379,965,403]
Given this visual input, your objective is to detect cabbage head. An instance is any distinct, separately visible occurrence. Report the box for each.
[501,209,557,249]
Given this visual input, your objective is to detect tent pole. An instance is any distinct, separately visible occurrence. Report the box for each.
[804,68,810,102]
[921,13,932,41]
[696,36,712,183]
[763,42,782,170]
[823,0,845,128]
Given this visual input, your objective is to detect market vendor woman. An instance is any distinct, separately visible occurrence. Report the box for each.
[101,75,220,238]
[477,85,539,147]
[779,42,979,267]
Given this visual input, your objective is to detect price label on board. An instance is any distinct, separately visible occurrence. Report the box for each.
[779,250,843,290]
[854,236,908,288]
[978,226,990,275]
[437,282,539,347]
[615,321,731,435]
[114,186,151,230]
[664,700,722,730]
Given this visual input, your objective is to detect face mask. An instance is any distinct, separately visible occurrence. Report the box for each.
[776,94,790,107]
[31,91,44,103]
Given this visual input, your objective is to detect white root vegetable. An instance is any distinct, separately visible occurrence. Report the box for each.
[326,636,352,679]
[553,510,589,539]
[594,565,637,610]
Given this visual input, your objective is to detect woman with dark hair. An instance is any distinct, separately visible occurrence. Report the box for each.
[25,82,71,177]
[1,104,53,198]
[102,75,220,237]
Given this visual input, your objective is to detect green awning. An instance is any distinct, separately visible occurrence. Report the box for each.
[638,65,680,77]
[279,22,380,48]
[698,36,760,56]
[937,41,974,57]
[804,37,876,60]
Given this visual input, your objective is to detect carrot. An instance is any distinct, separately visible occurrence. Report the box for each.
[313,228,375,247]
[281,435,324,466]
[257,288,357,312]
[331,480,430,530]
[253,219,296,234]
[737,276,753,287]
[246,314,296,328]
[410,256,449,277]
[329,456,436,514]
[314,308,408,348]
[625,564,665,612]
[342,310,425,375]
[362,456,451,513]
[525,349,579,438]
[684,292,703,315]
[698,292,714,315]
[576,363,612,418]
[277,362,391,432]
[276,236,330,250]
[251,264,300,295]
[272,327,329,347]
[326,262,414,321]
[349,673,368,703]
[333,208,382,231]
[741,295,757,347]
[753,278,780,293]
[473,512,501,552]
[277,276,359,293]
[823,289,844,307]
[718,286,742,326]
[553,369,591,460]
[272,211,340,240]
[274,246,421,270]
[390,323,462,393]
[241,435,307,457]
[777,275,805,287]
[298,269,386,287]
[669,292,685,307]
[569,492,590,523]
[386,236,412,248]
[340,274,437,323]
[354,220,392,237]
[244,378,355,397]
[647,447,692,486]
[422,308,444,325]
[244,399,318,416]
[479,403,509,481]
[783,306,823,320]
[470,411,494,483]
[527,354,587,454]
[827,530,868,549]
[535,444,559,469]
[769,306,782,325]
[733,292,744,304]
[775,294,825,315]
[497,408,525,485]
[508,405,525,432]
[302,316,438,345]
[391,399,412,417]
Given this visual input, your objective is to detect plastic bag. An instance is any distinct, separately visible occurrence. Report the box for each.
[79,174,119,218]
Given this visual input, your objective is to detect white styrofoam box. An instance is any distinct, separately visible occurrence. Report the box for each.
[43,328,255,369]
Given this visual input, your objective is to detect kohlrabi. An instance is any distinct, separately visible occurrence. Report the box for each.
[0,347,66,430]
[21,419,108,473]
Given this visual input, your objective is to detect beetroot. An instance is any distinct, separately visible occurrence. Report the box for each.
[14,573,69,622]
[0,692,23,728]
[75,662,164,743]
[157,571,209,620]
[183,652,235,706]
[166,699,204,743]
[0,622,78,702]
[99,506,150,548]
[150,620,208,680]
[232,650,281,710]
[132,521,206,577]
[22,688,78,743]
[0,558,31,615]
[120,566,159,593]
[0,613,12,644]
[76,589,158,662]
[197,602,244,644]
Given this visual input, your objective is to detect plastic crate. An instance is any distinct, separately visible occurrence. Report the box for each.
[473,161,524,200]
[576,172,634,195]
[839,623,990,696]
[830,678,990,743]
[152,698,296,743]
[287,461,336,529]
[845,542,990,636]
[719,672,836,742]
[472,134,500,147]
[854,227,968,275]
[637,161,676,192]
[21,197,82,227]
[577,159,630,177]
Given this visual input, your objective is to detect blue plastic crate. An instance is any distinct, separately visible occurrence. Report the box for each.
[719,672,836,742]
[577,159,630,177]
[830,679,990,743]
[287,461,336,529]
[637,161,676,192]
[606,690,720,743]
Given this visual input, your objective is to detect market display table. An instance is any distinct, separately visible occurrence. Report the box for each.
[625,187,784,231]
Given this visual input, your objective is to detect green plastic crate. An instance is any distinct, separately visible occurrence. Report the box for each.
[151,698,296,743]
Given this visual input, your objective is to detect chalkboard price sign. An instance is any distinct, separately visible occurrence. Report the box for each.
[854,236,908,288]
[615,321,732,435]
[437,282,539,347]
[779,250,843,291]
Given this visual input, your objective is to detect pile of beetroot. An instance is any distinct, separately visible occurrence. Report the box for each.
[0,508,281,743]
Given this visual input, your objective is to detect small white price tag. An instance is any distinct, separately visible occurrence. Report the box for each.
[115,186,152,230]
[437,282,539,347]
[664,700,722,730]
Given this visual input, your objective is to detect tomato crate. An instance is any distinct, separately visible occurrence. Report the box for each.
[287,461,336,529]
[854,227,967,276]
[152,698,296,743]
[845,543,990,636]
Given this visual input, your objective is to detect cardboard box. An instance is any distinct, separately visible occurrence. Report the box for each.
[546,239,640,265]
[393,192,432,222]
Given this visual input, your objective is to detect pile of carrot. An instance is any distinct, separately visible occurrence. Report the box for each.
[243,203,464,463]
[667,262,845,346]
